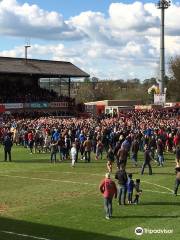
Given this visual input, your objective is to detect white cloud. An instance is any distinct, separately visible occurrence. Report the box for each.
[145,2,180,36]
[0,0,86,40]
[109,2,159,31]
[0,46,24,57]
[0,1,180,80]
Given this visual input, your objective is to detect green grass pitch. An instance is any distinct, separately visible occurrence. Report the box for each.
[0,145,179,240]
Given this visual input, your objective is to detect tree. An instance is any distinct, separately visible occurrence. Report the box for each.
[76,81,119,103]
[83,77,91,83]
[169,56,180,81]
[76,82,95,103]
[168,56,180,101]
[91,77,99,83]
[143,77,157,87]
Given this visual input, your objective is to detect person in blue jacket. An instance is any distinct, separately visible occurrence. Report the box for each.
[127,173,134,204]
[52,129,60,142]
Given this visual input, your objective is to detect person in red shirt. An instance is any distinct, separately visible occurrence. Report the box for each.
[99,173,117,219]
[0,127,3,144]
[28,130,34,154]
[174,134,180,148]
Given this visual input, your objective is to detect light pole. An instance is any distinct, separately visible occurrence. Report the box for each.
[156,0,171,94]
[24,44,31,60]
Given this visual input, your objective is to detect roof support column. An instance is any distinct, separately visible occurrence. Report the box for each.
[68,77,71,98]
[59,76,61,96]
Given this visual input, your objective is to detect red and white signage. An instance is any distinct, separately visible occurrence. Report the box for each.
[4,103,23,109]
[0,105,5,113]
[154,94,166,105]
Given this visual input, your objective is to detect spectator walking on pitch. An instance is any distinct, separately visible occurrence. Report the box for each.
[106,145,115,173]
[28,130,34,154]
[174,163,180,196]
[83,136,92,162]
[50,140,58,163]
[117,146,128,170]
[127,173,134,204]
[141,144,153,175]
[95,139,103,161]
[70,143,77,167]
[133,179,142,204]
[115,166,128,205]
[175,145,180,164]
[157,139,164,167]
[99,173,117,219]
[3,134,13,161]
[131,138,139,166]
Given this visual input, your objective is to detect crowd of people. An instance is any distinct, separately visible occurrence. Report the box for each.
[0,107,180,219]
[1,108,179,163]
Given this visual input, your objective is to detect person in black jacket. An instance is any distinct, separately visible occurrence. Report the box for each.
[131,138,139,166]
[141,144,152,175]
[133,179,142,204]
[157,139,164,167]
[115,166,128,205]
[3,134,13,162]
[149,135,156,159]
[175,145,180,164]
[174,164,180,196]
[117,146,128,170]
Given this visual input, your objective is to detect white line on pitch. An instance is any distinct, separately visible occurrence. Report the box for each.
[37,171,174,193]
[38,171,103,176]
[0,174,97,186]
[142,180,173,193]
[1,231,53,240]
[0,174,173,195]
[143,189,173,195]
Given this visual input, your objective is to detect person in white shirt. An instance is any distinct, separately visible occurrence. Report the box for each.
[71,143,77,167]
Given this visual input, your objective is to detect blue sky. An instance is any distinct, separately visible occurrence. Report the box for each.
[17,0,158,18]
[0,0,179,80]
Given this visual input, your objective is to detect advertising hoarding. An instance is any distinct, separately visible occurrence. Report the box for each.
[154,94,166,105]
[4,103,23,109]
[49,102,69,108]
[30,102,48,108]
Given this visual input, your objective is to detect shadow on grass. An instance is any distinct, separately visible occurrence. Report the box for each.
[0,216,133,240]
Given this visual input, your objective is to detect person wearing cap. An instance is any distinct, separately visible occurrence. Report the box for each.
[99,173,117,219]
